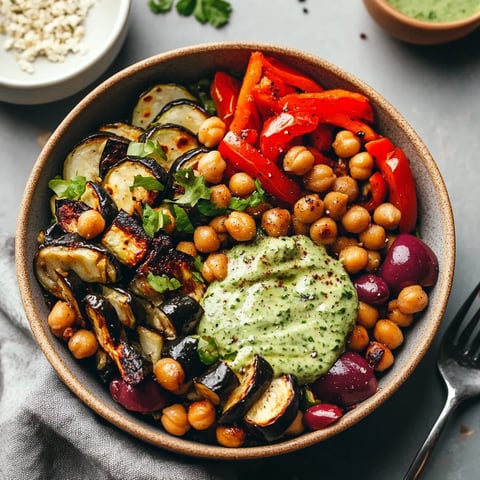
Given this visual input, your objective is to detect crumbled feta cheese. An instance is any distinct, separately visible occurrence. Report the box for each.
[0,0,94,74]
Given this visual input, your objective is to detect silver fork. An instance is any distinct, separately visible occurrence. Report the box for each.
[404,282,480,479]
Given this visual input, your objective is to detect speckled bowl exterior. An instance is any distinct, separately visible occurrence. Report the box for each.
[15,42,455,460]
[363,0,480,45]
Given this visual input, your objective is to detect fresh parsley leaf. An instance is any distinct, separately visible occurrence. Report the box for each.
[171,204,194,233]
[193,0,232,27]
[197,198,226,216]
[142,204,171,237]
[176,0,195,16]
[130,175,165,192]
[174,168,211,207]
[228,179,267,211]
[48,176,86,200]
[147,272,182,293]
[192,255,205,283]
[127,140,167,161]
[148,0,173,13]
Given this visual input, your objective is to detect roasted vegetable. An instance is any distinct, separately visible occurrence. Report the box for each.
[244,373,300,441]
[219,355,274,424]
[101,285,138,329]
[55,199,90,234]
[98,122,144,142]
[193,361,240,406]
[80,181,118,226]
[153,99,210,135]
[164,335,205,380]
[137,325,164,364]
[159,294,203,336]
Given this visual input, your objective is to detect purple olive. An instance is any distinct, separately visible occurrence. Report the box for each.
[354,273,390,305]
[110,376,172,413]
[311,351,378,407]
[379,233,439,293]
[303,403,343,430]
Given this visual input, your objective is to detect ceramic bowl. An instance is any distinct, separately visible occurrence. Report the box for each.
[0,0,131,105]
[363,0,480,45]
[15,42,455,459]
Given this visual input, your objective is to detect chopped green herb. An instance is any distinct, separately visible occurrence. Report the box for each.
[48,175,86,200]
[171,204,194,233]
[173,168,211,207]
[142,204,171,237]
[197,335,219,365]
[127,140,167,161]
[228,179,267,211]
[130,175,165,192]
[148,0,173,14]
[197,198,226,216]
[147,272,182,293]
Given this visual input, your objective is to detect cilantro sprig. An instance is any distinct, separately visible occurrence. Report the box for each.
[48,176,86,200]
[142,204,172,237]
[147,272,182,293]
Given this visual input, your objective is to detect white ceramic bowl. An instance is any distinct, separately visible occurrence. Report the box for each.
[0,0,131,105]
[16,42,455,459]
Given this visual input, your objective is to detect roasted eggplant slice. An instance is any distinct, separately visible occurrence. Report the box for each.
[35,234,122,295]
[98,122,144,142]
[194,361,240,406]
[80,181,118,226]
[137,325,164,364]
[244,374,301,441]
[141,124,200,172]
[101,285,138,329]
[152,99,210,135]
[159,294,203,335]
[98,137,130,177]
[84,293,144,385]
[54,270,87,325]
[164,335,205,380]
[101,210,150,268]
[131,83,197,129]
[55,199,90,234]
[219,355,274,424]
[102,156,168,215]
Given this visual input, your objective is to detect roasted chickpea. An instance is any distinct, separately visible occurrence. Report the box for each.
[77,209,105,239]
[397,285,429,314]
[153,357,186,392]
[215,424,246,448]
[332,175,359,202]
[330,235,358,256]
[388,299,414,327]
[373,319,404,350]
[48,300,76,337]
[348,151,374,180]
[157,206,176,234]
[357,301,379,329]
[339,245,368,274]
[303,164,336,193]
[323,191,348,221]
[332,130,362,158]
[210,184,232,209]
[291,216,309,235]
[68,329,98,359]
[193,225,221,253]
[261,208,291,237]
[224,211,257,242]
[229,172,256,197]
[209,215,229,245]
[373,202,402,230]
[365,249,382,272]
[197,150,227,184]
[198,116,227,148]
[359,224,386,250]
[202,253,228,283]
[161,404,190,436]
[187,400,217,430]
[341,205,371,234]
[309,217,338,245]
[176,241,198,258]
[283,145,315,176]
[347,324,370,352]
[293,194,324,224]
[366,341,395,372]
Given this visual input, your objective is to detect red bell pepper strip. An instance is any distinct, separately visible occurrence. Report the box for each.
[210,71,241,129]
[359,171,388,212]
[365,138,418,232]
[308,124,335,152]
[259,111,319,161]
[218,131,303,205]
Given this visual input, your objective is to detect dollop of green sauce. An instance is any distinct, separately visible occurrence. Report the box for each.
[198,235,358,385]
[387,0,480,22]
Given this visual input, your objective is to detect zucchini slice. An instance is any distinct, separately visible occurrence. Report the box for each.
[141,124,200,172]
[153,99,210,135]
[98,122,144,141]
[102,156,167,215]
[194,361,240,406]
[80,181,118,226]
[131,83,197,129]
[101,210,150,268]
[219,355,274,424]
[244,374,301,441]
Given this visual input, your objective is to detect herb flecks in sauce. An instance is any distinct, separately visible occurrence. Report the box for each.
[387,0,480,22]
[198,235,358,385]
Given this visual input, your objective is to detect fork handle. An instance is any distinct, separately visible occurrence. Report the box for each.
[403,388,460,480]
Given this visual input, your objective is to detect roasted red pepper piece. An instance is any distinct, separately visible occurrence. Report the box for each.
[365,138,418,232]
[360,171,388,211]
[210,71,241,129]
[218,131,303,205]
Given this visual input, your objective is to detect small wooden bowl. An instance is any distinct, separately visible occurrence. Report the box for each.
[364,0,480,45]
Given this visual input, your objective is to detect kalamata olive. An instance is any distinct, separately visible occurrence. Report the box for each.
[303,403,343,430]
[311,351,378,407]
[110,376,172,413]
[379,233,439,293]
[354,273,390,305]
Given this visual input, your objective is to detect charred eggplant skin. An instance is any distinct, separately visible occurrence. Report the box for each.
[164,336,206,380]
[219,355,274,424]
[243,373,301,442]
[55,199,90,234]
[160,294,203,336]
[193,361,240,406]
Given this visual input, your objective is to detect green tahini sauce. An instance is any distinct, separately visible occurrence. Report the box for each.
[387,0,480,22]
[198,235,358,385]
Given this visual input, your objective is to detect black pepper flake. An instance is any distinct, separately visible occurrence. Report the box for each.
[360,32,368,40]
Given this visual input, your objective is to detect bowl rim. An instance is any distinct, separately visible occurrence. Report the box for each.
[15,41,456,459]
[0,0,131,90]
[366,0,480,30]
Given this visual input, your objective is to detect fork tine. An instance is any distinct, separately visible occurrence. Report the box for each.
[460,307,480,356]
